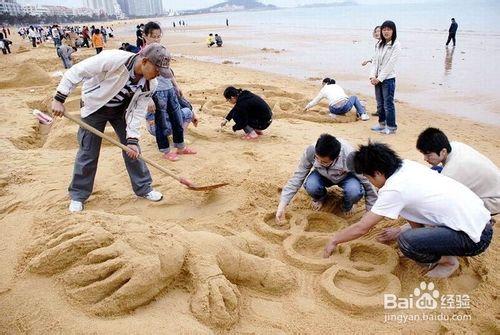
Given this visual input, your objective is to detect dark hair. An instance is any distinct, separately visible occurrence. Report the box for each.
[315,134,341,160]
[322,77,336,85]
[416,127,452,155]
[223,86,242,100]
[353,142,402,178]
[209,33,213,36]
[451,18,455,21]
[373,25,381,32]
[379,20,397,48]
[144,21,161,36]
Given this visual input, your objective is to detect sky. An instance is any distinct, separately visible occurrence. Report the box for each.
[18,0,442,11]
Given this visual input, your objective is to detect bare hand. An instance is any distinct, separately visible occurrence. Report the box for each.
[147,101,155,113]
[323,238,337,258]
[51,100,65,117]
[361,60,368,66]
[126,144,140,160]
[275,205,286,224]
[174,86,183,97]
[370,78,380,85]
[192,114,199,127]
[377,227,402,244]
[220,119,228,127]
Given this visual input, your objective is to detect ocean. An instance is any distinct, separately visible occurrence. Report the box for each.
[129,0,500,125]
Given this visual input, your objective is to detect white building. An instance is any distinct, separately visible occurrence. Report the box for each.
[127,0,163,17]
[22,4,50,16]
[0,0,23,16]
[83,0,122,16]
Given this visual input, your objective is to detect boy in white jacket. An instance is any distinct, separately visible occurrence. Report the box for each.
[51,43,171,212]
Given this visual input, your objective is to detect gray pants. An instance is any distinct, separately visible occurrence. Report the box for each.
[69,105,153,202]
[61,56,72,69]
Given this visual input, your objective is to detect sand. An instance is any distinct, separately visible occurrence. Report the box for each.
[0,27,499,334]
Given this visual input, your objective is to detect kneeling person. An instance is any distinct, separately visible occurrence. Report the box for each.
[276,134,378,222]
[323,142,493,278]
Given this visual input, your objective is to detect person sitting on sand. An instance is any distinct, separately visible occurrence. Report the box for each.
[304,78,369,121]
[207,33,215,47]
[323,142,493,279]
[215,34,223,47]
[416,127,500,215]
[50,43,169,212]
[276,134,377,222]
[221,86,273,140]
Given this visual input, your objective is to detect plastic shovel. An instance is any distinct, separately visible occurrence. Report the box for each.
[63,112,228,191]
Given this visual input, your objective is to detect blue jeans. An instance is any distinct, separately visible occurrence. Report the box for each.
[303,170,364,211]
[146,107,193,137]
[152,88,185,153]
[329,96,366,116]
[53,37,60,47]
[398,223,493,264]
[374,78,397,129]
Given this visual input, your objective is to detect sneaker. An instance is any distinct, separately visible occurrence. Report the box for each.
[143,190,163,202]
[163,152,180,161]
[360,113,370,121]
[69,200,83,212]
[371,124,386,132]
[381,127,397,135]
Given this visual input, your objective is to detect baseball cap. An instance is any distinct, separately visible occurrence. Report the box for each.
[140,43,172,78]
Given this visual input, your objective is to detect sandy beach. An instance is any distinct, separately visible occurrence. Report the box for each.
[0,24,499,334]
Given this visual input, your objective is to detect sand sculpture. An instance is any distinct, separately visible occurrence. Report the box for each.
[254,210,401,311]
[187,84,358,124]
[24,213,297,328]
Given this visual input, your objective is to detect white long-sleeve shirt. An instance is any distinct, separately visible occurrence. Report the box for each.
[305,84,348,110]
[370,40,401,82]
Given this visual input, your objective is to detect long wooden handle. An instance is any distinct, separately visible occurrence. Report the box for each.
[63,112,182,182]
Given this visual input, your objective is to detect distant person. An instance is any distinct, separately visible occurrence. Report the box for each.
[215,34,223,47]
[0,32,11,54]
[173,22,176,28]
[322,142,493,279]
[362,26,381,66]
[57,43,77,69]
[226,18,229,27]
[370,20,401,135]
[416,127,500,215]
[91,29,105,54]
[276,134,377,222]
[207,33,215,47]
[221,86,273,140]
[51,25,61,47]
[304,78,369,121]
[136,24,144,48]
[119,42,140,53]
[446,18,458,47]
[28,26,38,47]
[81,26,90,48]
[101,26,107,43]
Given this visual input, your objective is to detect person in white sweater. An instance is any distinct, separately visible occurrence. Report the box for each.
[304,78,369,121]
[416,127,500,215]
[369,20,401,135]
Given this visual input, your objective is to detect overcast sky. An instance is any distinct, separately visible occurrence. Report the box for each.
[19,0,443,11]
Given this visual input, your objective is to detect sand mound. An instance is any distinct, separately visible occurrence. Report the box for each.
[15,45,29,53]
[0,63,51,89]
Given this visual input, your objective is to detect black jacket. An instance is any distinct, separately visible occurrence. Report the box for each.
[225,90,272,131]
[449,22,458,34]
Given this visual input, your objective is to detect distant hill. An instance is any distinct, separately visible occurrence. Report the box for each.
[180,0,277,15]
[298,1,357,8]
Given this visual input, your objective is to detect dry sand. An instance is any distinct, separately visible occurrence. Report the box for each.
[0,28,499,334]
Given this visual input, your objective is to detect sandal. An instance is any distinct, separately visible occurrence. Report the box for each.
[177,147,197,155]
[163,152,180,161]
[241,133,258,140]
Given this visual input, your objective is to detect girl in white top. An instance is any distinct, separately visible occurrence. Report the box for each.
[304,78,369,120]
[369,20,401,135]
[361,25,381,66]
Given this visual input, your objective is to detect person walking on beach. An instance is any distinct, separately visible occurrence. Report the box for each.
[92,29,105,54]
[276,134,377,222]
[57,41,77,69]
[446,18,458,47]
[136,24,144,48]
[361,26,381,67]
[226,18,229,27]
[416,127,500,215]
[51,25,61,47]
[304,78,369,121]
[323,142,493,279]
[370,20,401,135]
[50,43,169,212]
[143,21,197,161]
[0,32,11,54]
[28,26,38,47]
[81,26,90,48]
[221,86,273,140]
[101,26,107,43]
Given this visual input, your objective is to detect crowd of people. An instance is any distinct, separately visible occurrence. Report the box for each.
[5,14,491,281]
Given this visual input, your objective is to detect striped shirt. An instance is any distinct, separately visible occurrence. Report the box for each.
[105,54,148,107]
